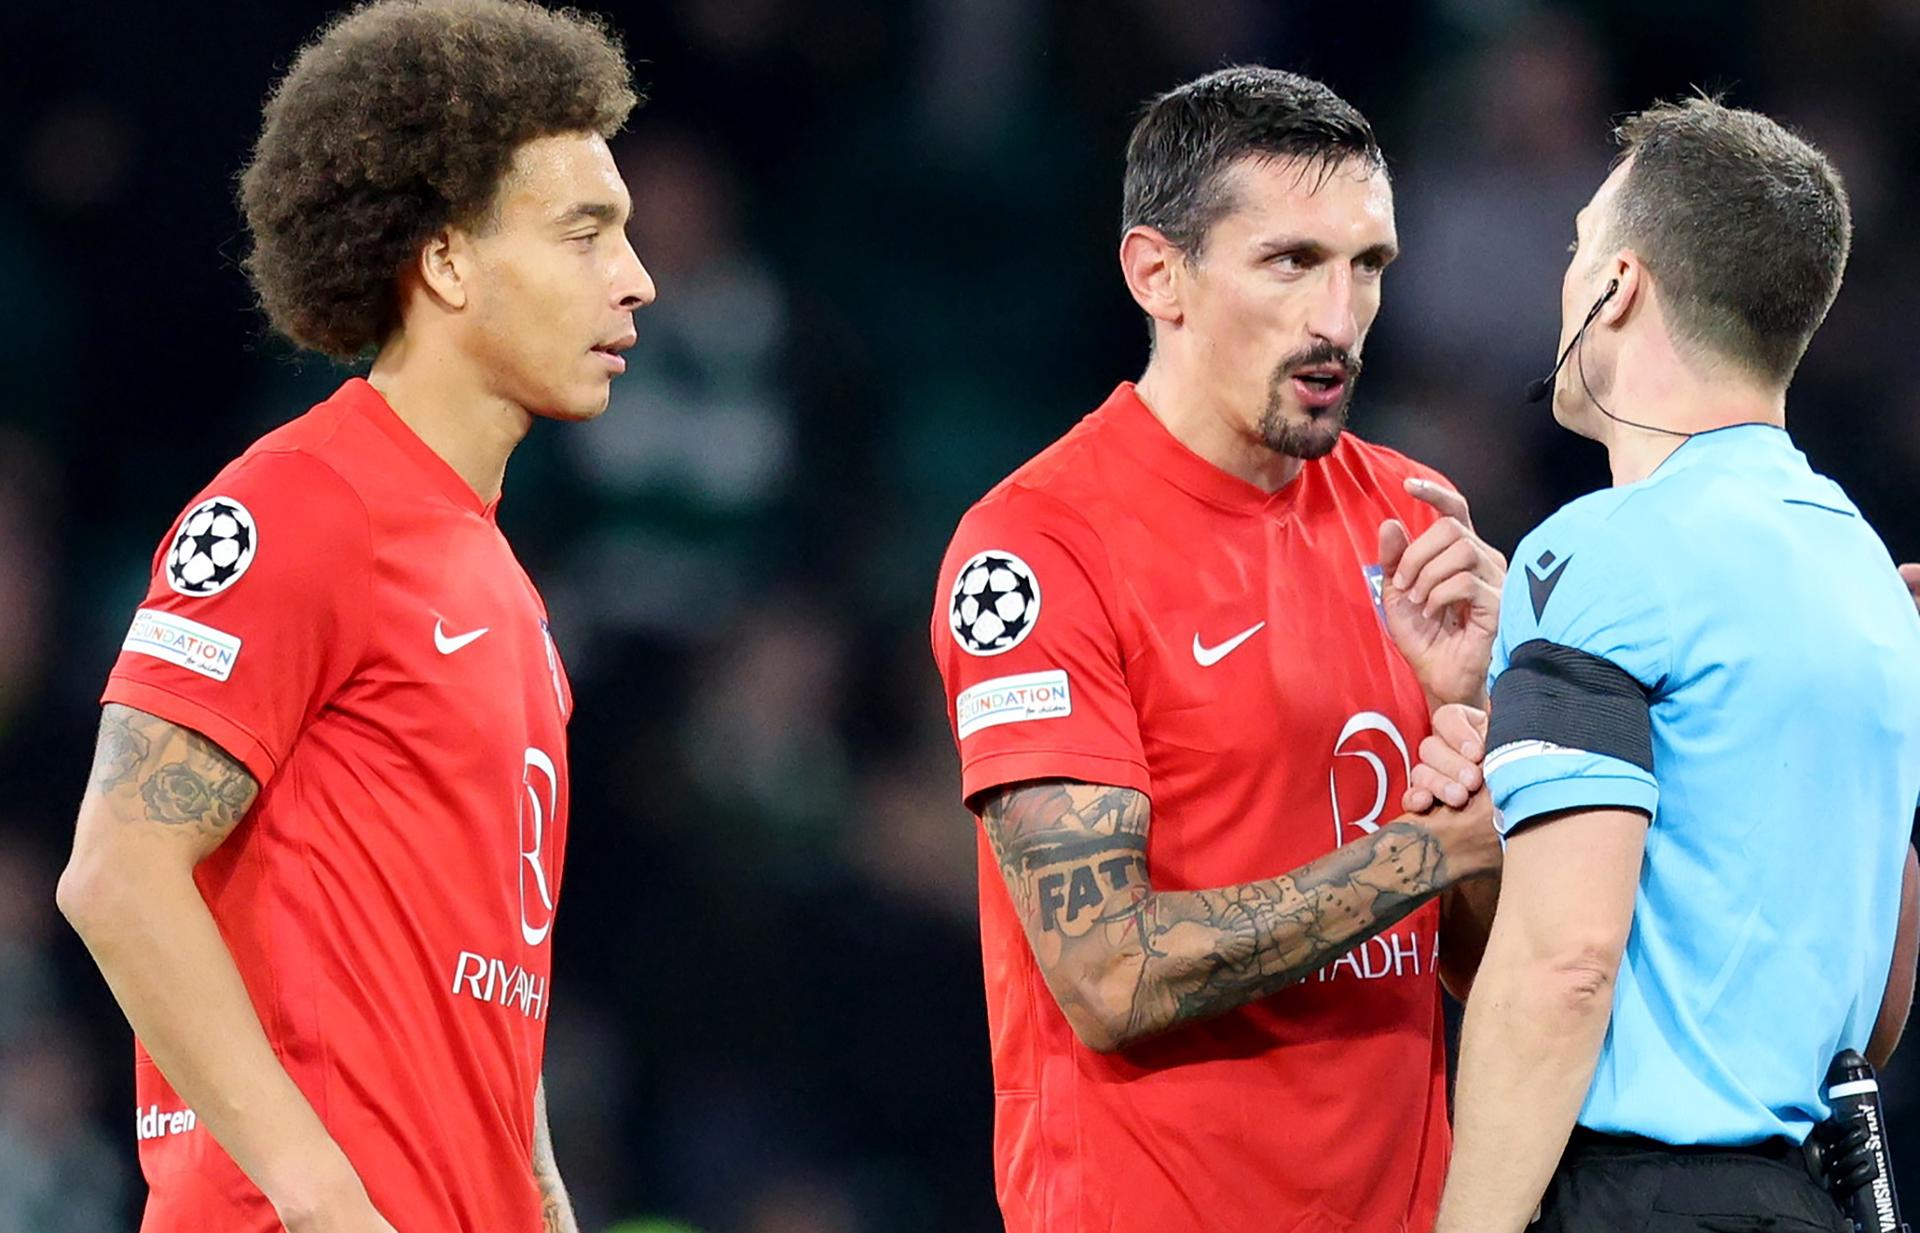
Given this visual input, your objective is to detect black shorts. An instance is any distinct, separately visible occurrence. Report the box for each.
[1533,1129,1850,1232]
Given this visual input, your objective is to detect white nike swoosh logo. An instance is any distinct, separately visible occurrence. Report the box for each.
[1192,622,1266,667]
[433,619,491,655]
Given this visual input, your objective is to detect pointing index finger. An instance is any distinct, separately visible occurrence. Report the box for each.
[1404,476,1474,533]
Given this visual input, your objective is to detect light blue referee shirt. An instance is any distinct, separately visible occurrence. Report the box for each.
[1485,423,1920,1144]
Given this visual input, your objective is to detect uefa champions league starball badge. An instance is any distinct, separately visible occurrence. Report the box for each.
[166,496,259,597]
[950,549,1041,656]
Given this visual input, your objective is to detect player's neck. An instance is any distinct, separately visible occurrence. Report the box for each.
[366,334,533,505]
[1597,351,1786,487]
[1135,364,1303,494]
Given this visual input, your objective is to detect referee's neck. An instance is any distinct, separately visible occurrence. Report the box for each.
[1600,363,1786,488]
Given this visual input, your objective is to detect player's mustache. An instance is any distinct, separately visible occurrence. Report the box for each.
[1278,343,1363,380]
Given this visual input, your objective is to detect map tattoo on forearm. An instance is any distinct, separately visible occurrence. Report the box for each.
[981,782,1452,1047]
[91,704,259,838]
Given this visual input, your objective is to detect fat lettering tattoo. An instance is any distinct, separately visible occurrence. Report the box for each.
[980,782,1453,1048]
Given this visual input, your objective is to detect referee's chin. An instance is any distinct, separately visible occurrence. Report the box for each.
[1550,382,1604,441]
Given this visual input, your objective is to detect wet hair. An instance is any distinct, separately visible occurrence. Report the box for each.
[1121,65,1384,258]
[1608,96,1851,385]
[238,0,638,359]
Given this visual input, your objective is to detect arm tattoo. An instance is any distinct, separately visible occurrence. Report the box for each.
[980,781,1454,1049]
[90,704,259,840]
[94,705,151,789]
[533,1079,578,1233]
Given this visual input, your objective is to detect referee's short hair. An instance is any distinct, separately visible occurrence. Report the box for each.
[1609,96,1852,387]
[1121,66,1384,260]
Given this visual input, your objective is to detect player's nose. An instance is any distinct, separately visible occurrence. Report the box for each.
[613,231,655,311]
[1307,265,1360,351]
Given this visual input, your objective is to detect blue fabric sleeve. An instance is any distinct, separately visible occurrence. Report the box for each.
[1487,503,1669,829]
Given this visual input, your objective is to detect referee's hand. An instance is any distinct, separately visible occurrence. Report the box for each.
[1900,563,1920,615]
[1404,703,1487,813]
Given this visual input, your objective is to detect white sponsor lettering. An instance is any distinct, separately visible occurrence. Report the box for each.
[450,950,549,1020]
[122,608,243,681]
[135,1102,199,1141]
[956,670,1072,739]
[1317,928,1428,984]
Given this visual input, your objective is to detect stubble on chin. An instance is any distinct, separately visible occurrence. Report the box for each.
[1257,381,1354,461]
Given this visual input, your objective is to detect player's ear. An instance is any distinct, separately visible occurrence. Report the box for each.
[1120,225,1184,328]
[416,227,472,312]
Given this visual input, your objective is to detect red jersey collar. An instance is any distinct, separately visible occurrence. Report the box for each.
[1101,381,1306,516]
[336,378,498,519]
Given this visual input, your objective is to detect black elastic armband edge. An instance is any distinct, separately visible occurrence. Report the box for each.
[1487,638,1653,773]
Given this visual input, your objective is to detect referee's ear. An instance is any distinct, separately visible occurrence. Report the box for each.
[1597,253,1644,331]
[1120,225,1184,330]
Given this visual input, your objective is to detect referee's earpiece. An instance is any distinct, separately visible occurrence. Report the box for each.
[1525,273,1693,439]
[1524,279,1620,404]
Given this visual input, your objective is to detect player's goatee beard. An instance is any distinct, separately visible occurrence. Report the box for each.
[1259,349,1361,461]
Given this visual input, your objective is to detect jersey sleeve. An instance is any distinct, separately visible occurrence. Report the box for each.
[101,449,374,786]
[1484,509,1670,834]
[931,485,1148,808]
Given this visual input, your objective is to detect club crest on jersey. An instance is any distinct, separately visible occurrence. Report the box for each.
[949,549,1040,656]
[539,619,569,719]
[1363,563,1387,623]
[166,496,258,597]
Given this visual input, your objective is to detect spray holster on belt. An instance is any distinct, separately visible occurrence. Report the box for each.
[1806,1050,1910,1233]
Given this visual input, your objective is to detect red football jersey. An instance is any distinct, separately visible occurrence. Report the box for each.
[932,383,1454,1233]
[103,379,573,1232]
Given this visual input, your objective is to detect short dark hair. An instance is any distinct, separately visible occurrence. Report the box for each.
[1608,96,1851,386]
[1121,65,1384,257]
[239,0,639,360]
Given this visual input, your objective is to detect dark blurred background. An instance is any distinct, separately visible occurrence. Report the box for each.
[4,1,1920,1229]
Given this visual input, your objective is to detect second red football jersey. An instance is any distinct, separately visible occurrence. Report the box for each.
[933,383,1454,1233]
[103,379,573,1233]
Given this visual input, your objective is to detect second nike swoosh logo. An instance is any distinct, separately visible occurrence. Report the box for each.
[434,620,491,655]
[1192,621,1266,667]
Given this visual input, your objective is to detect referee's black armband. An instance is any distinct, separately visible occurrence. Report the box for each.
[1487,639,1654,773]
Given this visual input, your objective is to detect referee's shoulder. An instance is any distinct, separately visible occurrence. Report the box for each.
[1518,484,1666,568]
